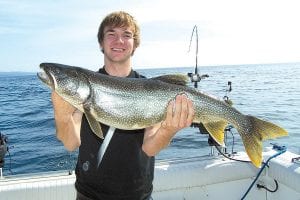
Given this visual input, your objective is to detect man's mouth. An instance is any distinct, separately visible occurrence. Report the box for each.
[112,48,125,52]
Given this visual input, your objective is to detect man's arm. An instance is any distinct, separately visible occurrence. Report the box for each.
[51,92,82,151]
[142,94,194,156]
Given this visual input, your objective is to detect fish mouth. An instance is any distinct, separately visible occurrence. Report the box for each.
[37,63,55,89]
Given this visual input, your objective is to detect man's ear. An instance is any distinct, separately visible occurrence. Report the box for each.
[100,44,104,53]
[131,47,137,56]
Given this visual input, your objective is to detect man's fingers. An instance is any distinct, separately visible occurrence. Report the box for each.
[163,100,175,126]
[186,98,194,126]
[162,94,195,131]
[178,95,189,127]
[173,95,182,124]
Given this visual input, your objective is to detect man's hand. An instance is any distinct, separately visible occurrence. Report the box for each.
[142,94,195,156]
[51,92,77,118]
[161,94,194,134]
[51,92,82,151]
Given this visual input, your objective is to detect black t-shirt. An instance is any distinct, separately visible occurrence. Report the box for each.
[75,68,155,200]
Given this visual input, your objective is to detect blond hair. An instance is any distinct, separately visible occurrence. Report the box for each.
[97,11,140,50]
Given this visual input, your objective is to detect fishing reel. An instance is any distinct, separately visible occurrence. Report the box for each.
[187,73,209,88]
[0,132,8,168]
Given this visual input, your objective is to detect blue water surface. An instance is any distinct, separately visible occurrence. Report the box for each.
[0,63,299,175]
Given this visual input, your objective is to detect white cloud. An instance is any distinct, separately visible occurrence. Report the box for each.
[1,0,300,72]
[135,0,300,66]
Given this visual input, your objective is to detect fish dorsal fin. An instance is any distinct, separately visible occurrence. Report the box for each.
[84,107,104,139]
[151,74,189,86]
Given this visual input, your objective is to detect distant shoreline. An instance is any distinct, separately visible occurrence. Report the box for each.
[0,62,299,73]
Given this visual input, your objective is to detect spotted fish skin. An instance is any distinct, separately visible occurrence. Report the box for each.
[37,63,288,167]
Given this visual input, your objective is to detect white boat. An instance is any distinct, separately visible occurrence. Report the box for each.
[1,146,299,200]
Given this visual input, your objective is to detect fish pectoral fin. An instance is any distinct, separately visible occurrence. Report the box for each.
[151,74,189,86]
[202,121,227,146]
[84,108,104,139]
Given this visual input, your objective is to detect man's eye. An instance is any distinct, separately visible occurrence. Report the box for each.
[106,33,115,38]
[123,34,133,39]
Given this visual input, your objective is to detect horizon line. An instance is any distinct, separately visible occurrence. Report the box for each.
[0,61,299,73]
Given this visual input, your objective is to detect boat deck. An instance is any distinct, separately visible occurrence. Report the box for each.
[0,149,299,200]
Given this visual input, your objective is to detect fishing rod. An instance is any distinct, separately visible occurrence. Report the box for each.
[187,25,209,88]
[187,25,237,156]
[187,25,220,151]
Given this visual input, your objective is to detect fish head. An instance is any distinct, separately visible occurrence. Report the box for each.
[37,63,90,107]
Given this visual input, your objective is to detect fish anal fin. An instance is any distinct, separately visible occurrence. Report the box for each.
[151,74,189,86]
[84,108,104,139]
[202,121,227,146]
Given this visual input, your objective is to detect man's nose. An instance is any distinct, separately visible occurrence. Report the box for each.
[114,34,125,43]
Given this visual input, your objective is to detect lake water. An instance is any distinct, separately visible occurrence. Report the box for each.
[0,62,299,175]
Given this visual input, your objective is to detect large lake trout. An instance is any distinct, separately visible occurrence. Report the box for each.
[37,63,287,167]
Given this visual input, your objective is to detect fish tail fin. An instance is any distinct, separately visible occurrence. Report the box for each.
[239,115,288,167]
[202,121,228,146]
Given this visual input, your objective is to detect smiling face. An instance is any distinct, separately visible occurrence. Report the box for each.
[101,26,135,64]
[97,11,140,66]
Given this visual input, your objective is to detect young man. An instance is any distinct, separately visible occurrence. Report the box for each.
[51,11,194,200]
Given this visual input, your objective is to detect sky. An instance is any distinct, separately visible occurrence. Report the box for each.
[0,0,300,72]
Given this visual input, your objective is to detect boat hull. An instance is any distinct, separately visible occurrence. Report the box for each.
[0,149,299,200]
